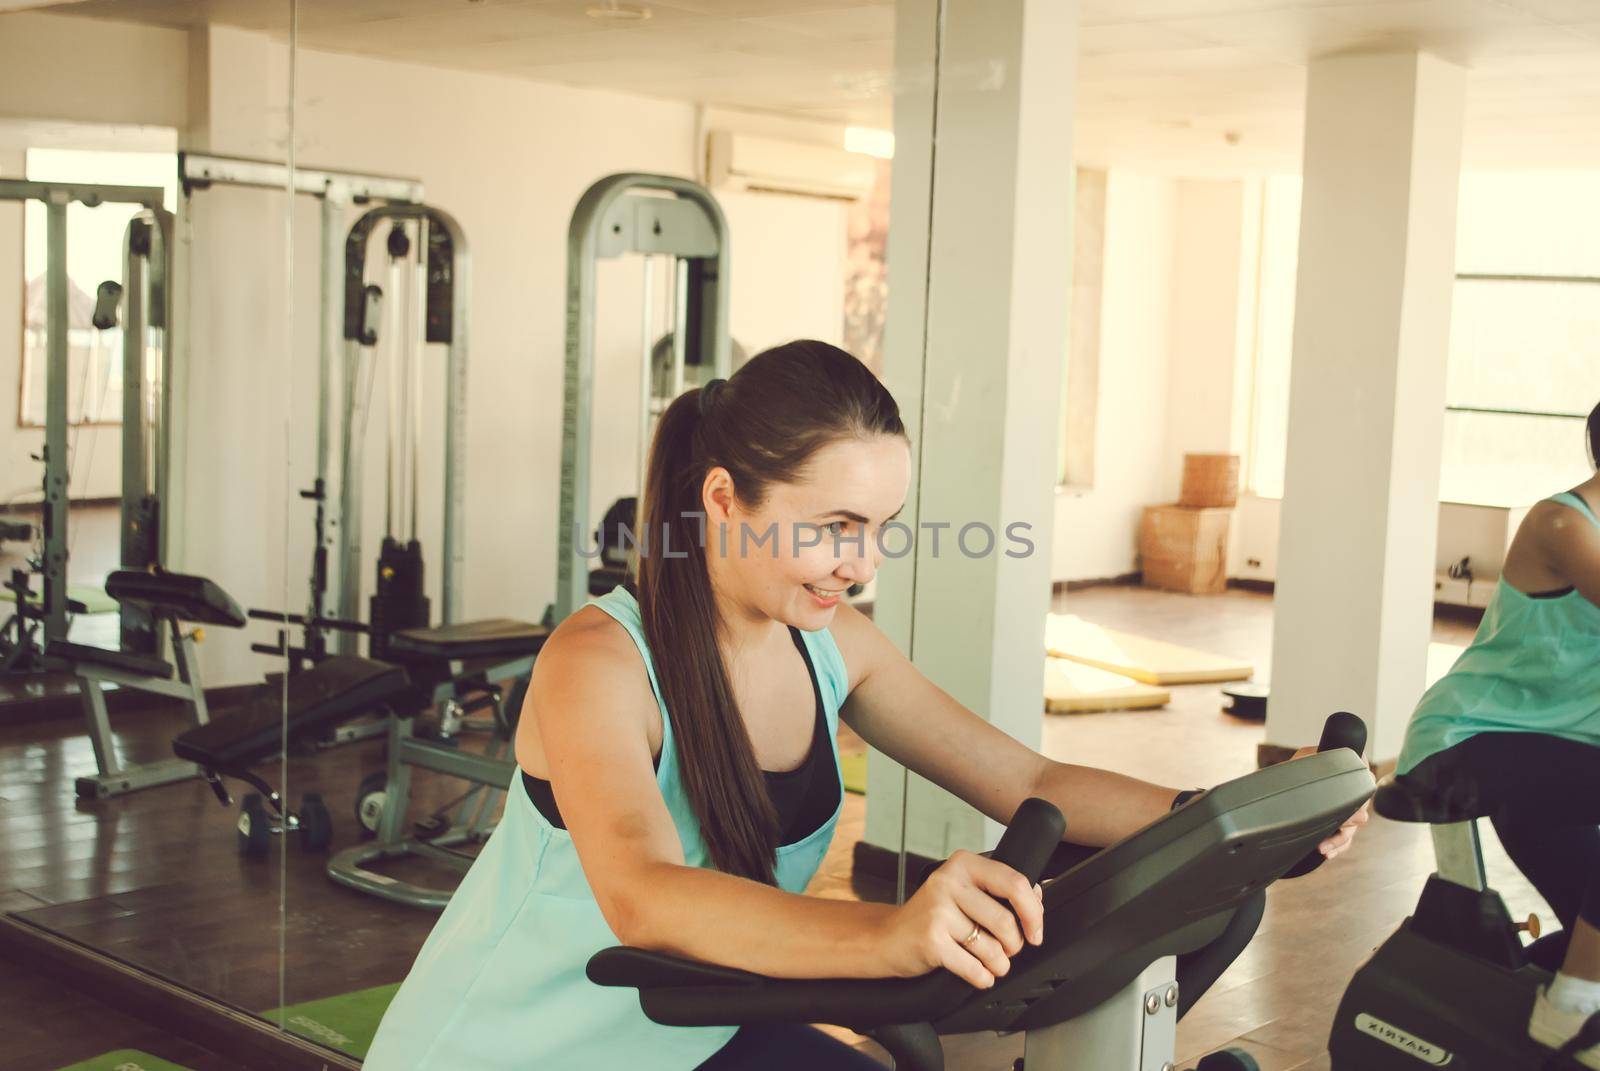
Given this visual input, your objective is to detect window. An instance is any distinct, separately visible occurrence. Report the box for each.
[1243,171,1599,506]
[19,148,177,429]
[1440,275,1596,505]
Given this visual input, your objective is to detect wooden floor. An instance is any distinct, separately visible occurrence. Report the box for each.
[0,584,1550,1070]
[0,959,235,1071]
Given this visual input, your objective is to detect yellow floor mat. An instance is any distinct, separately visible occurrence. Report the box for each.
[839,750,868,795]
[1044,656,1170,713]
[1045,613,1253,686]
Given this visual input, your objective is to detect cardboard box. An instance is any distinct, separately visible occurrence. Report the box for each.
[1140,505,1231,595]
[1179,453,1240,509]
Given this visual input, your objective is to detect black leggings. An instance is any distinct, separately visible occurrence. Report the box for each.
[695,848,1264,1068]
[1406,733,1600,969]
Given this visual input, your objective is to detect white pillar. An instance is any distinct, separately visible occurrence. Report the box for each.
[869,0,1076,863]
[175,24,296,686]
[1266,51,1466,763]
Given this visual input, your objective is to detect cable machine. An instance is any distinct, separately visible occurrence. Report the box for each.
[177,154,467,666]
[555,173,732,623]
[324,202,468,663]
[0,179,172,674]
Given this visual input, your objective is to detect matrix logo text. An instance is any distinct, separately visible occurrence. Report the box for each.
[1355,1013,1453,1066]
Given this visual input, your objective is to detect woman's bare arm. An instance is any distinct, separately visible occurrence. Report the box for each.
[528,612,896,978]
[827,601,1180,848]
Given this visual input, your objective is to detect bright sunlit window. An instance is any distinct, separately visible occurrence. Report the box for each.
[19,148,177,429]
[1244,171,1600,507]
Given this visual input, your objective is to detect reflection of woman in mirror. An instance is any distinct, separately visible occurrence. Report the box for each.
[366,341,1363,1069]
[1394,400,1600,1061]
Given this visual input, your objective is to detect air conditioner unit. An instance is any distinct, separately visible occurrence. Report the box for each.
[705,130,876,202]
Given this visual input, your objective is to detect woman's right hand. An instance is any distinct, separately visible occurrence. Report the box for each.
[875,849,1045,989]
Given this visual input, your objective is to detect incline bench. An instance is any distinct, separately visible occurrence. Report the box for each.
[52,569,248,800]
[327,617,549,909]
[173,654,413,853]
[173,615,548,907]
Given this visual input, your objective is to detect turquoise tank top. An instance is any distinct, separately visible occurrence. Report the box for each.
[364,586,851,1070]
[1397,492,1600,776]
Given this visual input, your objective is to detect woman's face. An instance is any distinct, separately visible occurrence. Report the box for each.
[706,435,910,630]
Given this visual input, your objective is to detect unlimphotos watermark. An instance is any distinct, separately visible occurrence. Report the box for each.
[575,514,1037,560]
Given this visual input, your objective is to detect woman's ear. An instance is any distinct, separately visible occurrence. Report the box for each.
[701,466,737,525]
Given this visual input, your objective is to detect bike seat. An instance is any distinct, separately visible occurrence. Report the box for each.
[1373,773,1484,824]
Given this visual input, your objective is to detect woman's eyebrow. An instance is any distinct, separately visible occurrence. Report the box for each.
[819,506,905,524]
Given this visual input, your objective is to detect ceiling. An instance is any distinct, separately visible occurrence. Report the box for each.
[28,0,1600,172]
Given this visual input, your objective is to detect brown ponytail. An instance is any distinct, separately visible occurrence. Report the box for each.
[636,340,905,884]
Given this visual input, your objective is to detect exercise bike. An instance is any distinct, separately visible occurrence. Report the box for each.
[591,713,1373,1070]
[1330,771,1595,1069]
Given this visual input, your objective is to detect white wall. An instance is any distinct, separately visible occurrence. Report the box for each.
[1052,171,1176,580]
[1233,493,1528,592]
[0,14,852,684]
[1162,180,1247,486]
[1052,172,1250,584]
[281,45,848,663]
[0,12,188,131]
[1057,164,1554,598]
[184,32,694,685]
[0,12,189,589]
[719,189,847,354]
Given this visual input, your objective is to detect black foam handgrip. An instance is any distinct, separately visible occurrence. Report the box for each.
[1318,710,1368,757]
[990,797,1066,885]
[1281,711,1368,880]
[92,280,122,331]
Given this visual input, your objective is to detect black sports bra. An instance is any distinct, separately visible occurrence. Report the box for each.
[522,625,840,846]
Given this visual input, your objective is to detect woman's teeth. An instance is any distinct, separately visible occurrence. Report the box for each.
[805,584,844,598]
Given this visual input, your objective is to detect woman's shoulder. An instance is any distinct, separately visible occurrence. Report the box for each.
[537,604,642,677]
[1523,491,1600,545]
[1505,491,1600,586]
[530,605,658,712]
[526,604,663,756]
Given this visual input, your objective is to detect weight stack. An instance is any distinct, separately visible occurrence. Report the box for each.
[369,537,430,661]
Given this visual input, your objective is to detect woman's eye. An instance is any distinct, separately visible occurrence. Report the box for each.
[825,520,847,537]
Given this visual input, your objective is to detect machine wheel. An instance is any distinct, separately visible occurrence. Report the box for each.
[355,771,388,837]
[237,793,272,857]
[1195,1049,1261,1071]
[299,792,333,852]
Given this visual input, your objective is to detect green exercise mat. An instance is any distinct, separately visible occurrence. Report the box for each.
[839,750,867,795]
[261,981,400,1059]
[55,1051,193,1071]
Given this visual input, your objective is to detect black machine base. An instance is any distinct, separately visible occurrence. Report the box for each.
[1221,682,1268,720]
[1330,909,1556,1069]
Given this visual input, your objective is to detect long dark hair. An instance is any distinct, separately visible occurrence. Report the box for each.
[636,340,905,884]
[1588,400,1599,470]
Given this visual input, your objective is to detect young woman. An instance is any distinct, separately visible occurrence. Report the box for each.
[366,340,1363,1069]
[1395,401,1600,1066]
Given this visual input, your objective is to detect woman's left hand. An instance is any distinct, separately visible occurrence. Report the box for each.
[1289,745,1371,860]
